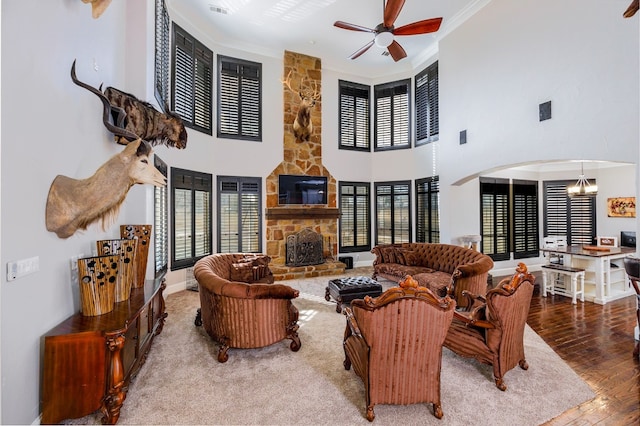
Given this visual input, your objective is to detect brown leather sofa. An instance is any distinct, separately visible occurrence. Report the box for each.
[193,253,301,362]
[372,243,493,308]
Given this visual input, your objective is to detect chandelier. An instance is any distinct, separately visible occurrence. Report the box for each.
[567,162,598,197]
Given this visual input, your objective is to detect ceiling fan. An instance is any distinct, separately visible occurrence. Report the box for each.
[333,0,443,62]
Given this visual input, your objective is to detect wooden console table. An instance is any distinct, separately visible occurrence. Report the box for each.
[41,276,167,424]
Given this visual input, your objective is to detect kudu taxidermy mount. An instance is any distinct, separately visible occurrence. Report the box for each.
[281,70,321,142]
[70,60,187,149]
[46,139,166,239]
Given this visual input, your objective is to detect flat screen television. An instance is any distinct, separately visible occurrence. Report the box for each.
[278,174,327,205]
[620,231,636,248]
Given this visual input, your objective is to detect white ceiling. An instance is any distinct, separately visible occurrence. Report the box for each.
[168,0,487,77]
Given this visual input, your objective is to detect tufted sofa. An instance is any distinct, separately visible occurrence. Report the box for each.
[372,243,493,308]
[193,253,301,362]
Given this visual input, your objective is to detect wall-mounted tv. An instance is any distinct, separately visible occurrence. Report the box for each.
[621,230,636,248]
[278,174,327,205]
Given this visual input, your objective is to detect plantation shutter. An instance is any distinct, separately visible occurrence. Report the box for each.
[415,61,439,144]
[416,176,439,243]
[544,181,596,245]
[339,81,370,150]
[172,23,212,134]
[512,180,538,258]
[218,177,262,253]
[480,178,510,261]
[154,156,168,277]
[374,80,410,150]
[218,57,262,141]
[339,182,371,252]
[154,0,170,108]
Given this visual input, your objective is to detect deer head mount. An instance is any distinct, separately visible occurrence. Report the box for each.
[81,0,112,19]
[281,71,321,142]
[71,60,187,149]
[46,139,166,239]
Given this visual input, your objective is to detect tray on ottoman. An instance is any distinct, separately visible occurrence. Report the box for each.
[325,276,382,313]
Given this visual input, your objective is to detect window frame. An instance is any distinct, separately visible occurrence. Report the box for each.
[170,167,213,271]
[338,80,370,151]
[154,0,170,109]
[415,176,439,243]
[339,181,371,253]
[172,23,213,135]
[374,79,411,151]
[415,61,439,146]
[217,55,262,141]
[216,175,263,253]
[374,180,412,245]
[153,155,168,278]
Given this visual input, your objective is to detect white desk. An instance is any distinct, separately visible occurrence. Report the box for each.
[540,245,636,305]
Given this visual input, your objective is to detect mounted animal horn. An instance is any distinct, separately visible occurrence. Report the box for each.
[70,60,187,149]
[70,60,139,143]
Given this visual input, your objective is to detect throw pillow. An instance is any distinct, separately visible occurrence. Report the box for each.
[402,250,420,266]
[230,261,254,282]
[380,247,397,264]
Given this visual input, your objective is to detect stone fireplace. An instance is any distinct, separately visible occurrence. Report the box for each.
[266,51,345,280]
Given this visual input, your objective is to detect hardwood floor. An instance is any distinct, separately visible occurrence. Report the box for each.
[509,272,639,425]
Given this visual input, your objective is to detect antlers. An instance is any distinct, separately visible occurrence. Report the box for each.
[281,71,320,101]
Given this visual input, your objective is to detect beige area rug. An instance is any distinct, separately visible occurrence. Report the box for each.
[67,268,595,425]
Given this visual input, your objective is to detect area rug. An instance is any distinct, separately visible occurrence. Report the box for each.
[67,270,595,425]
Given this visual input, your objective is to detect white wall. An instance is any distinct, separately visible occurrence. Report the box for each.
[0,0,638,423]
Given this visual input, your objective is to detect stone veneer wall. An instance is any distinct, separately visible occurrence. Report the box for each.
[265,51,341,276]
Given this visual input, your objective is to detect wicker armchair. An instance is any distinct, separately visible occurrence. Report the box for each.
[343,276,456,421]
[443,263,535,391]
[193,253,301,363]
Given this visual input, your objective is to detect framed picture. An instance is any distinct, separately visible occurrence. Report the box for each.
[607,197,636,217]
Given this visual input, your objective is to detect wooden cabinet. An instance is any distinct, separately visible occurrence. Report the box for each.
[41,277,167,424]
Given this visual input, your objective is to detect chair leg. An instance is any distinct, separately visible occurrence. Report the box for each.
[366,405,375,422]
[433,402,443,419]
[494,377,507,391]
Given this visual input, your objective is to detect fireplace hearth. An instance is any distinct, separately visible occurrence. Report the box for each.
[286,228,324,267]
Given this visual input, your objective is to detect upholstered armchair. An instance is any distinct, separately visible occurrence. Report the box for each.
[342,275,456,421]
[443,263,535,391]
[193,253,301,363]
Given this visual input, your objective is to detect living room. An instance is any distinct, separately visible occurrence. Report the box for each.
[1,0,638,424]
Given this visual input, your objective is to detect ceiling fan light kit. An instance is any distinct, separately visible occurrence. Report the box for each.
[334,0,443,62]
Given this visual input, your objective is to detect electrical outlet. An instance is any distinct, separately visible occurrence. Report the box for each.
[6,256,40,281]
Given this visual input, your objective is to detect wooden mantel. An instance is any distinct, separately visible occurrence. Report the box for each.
[265,207,340,220]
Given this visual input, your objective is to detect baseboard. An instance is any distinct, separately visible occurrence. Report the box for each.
[165,281,187,295]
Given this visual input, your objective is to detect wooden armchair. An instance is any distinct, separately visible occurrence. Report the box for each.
[342,276,456,422]
[443,263,535,391]
[623,256,640,359]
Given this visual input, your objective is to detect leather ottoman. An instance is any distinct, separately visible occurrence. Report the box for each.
[325,276,382,313]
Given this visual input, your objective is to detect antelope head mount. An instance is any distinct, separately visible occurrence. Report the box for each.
[281,71,321,142]
[624,0,639,17]
[46,139,166,239]
[81,0,113,19]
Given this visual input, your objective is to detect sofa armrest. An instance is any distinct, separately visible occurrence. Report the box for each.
[455,255,494,277]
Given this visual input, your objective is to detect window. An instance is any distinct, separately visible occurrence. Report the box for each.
[339,80,370,151]
[171,168,212,270]
[375,181,411,244]
[339,182,371,252]
[217,176,262,253]
[415,61,439,145]
[512,180,539,259]
[544,180,596,245]
[154,155,168,278]
[217,56,262,141]
[154,0,170,108]
[480,177,510,261]
[172,23,213,135]
[415,176,439,243]
[374,79,410,151]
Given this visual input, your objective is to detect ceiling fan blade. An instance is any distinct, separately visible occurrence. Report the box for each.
[387,40,407,62]
[334,21,375,33]
[349,39,375,60]
[383,0,406,28]
[393,17,443,36]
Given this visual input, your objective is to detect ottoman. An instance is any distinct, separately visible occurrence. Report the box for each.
[325,276,383,313]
